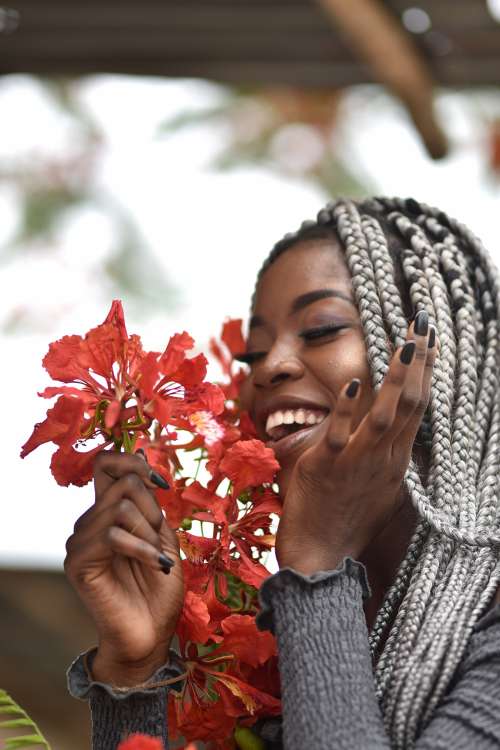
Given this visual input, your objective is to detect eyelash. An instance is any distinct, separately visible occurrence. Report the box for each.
[234,325,345,365]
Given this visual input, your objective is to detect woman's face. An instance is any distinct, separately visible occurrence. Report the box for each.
[240,238,380,497]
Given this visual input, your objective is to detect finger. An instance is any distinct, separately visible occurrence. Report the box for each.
[384,312,434,442]
[352,340,416,454]
[71,499,162,553]
[93,449,170,502]
[77,472,164,533]
[313,378,361,464]
[66,525,172,579]
[107,526,175,573]
[391,324,439,446]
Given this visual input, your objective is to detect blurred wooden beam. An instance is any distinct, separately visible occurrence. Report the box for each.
[317,0,448,159]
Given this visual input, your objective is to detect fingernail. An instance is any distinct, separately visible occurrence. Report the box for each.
[150,471,170,490]
[136,448,146,457]
[400,341,416,365]
[414,310,429,337]
[346,379,360,398]
[158,552,175,574]
[428,326,436,348]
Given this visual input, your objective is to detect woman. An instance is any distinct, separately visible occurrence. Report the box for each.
[65,197,500,749]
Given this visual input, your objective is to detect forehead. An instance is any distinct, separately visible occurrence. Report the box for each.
[253,238,352,310]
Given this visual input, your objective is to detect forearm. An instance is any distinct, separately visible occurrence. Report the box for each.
[256,557,390,750]
[67,647,185,750]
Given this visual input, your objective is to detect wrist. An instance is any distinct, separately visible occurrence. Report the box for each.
[91,644,171,688]
[279,551,356,576]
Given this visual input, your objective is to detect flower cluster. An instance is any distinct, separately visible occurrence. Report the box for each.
[22,301,282,748]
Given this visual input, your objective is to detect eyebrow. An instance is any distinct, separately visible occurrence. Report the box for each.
[249,288,356,330]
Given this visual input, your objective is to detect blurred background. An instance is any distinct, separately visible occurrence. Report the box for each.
[1,1,500,747]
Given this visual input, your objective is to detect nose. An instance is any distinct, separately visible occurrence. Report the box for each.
[252,348,304,389]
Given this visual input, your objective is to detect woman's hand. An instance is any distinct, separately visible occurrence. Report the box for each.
[275,313,438,575]
[64,451,184,686]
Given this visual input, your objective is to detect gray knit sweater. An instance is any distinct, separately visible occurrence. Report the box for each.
[67,557,500,749]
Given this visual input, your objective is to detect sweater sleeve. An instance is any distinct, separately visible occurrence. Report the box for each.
[255,557,500,750]
[66,647,185,749]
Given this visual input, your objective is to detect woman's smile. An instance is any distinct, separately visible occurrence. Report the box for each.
[239,236,375,490]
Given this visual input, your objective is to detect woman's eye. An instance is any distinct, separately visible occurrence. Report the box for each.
[301,325,345,340]
[233,351,265,365]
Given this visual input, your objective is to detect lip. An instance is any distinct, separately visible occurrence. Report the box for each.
[266,415,329,463]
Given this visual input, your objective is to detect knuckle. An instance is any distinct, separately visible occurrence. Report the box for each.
[73,507,91,532]
[106,525,120,545]
[152,509,164,530]
[400,391,420,410]
[93,451,107,470]
[63,549,72,573]
[328,435,347,451]
[122,472,143,491]
[117,498,135,516]
[370,412,391,433]
[65,534,75,555]
[389,369,406,387]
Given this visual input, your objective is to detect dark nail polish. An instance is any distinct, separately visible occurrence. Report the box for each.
[159,553,175,574]
[414,310,429,337]
[428,326,436,348]
[346,379,360,398]
[150,471,170,490]
[400,341,416,365]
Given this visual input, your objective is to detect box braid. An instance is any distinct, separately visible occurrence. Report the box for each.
[250,197,500,748]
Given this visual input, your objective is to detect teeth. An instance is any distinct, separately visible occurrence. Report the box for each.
[265,408,327,437]
[295,409,306,424]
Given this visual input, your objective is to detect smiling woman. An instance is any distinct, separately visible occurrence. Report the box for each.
[65,197,500,750]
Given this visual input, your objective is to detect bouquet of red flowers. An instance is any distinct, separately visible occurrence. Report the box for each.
[21,301,282,749]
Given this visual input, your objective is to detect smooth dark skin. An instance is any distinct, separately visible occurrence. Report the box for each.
[240,238,434,630]
[64,235,437,686]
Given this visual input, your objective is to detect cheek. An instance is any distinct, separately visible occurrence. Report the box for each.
[317,336,372,395]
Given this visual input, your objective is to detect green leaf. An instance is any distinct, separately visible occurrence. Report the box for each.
[0,689,51,749]
[5,735,47,750]
[234,725,265,750]
[0,719,34,728]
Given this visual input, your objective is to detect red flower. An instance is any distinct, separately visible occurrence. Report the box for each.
[219,440,280,499]
[26,306,285,746]
[209,318,247,402]
[21,302,225,486]
[117,735,164,750]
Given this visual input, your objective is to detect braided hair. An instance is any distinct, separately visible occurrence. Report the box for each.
[251,198,500,748]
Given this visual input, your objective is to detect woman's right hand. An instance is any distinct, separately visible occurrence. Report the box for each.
[64,450,184,686]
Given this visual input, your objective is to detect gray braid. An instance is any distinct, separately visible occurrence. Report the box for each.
[251,197,500,748]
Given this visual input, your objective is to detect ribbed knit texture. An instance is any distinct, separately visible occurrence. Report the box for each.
[67,647,184,749]
[255,558,500,749]
[89,689,168,747]
[68,562,500,749]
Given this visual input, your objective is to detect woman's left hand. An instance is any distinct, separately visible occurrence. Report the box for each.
[275,315,439,575]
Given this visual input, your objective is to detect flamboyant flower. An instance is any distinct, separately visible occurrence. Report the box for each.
[209,318,247,403]
[169,605,280,746]
[21,301,147,485]
[25,304,284,747]
[188,411,225,446]
[21,302,225,486]
[219,440,280,500]
[117,735,164,750]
